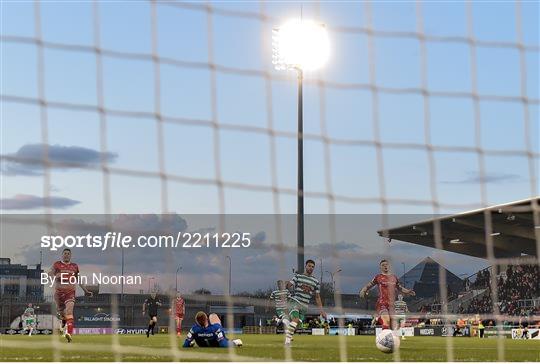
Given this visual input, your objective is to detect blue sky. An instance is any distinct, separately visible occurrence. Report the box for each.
[1,1,538,293]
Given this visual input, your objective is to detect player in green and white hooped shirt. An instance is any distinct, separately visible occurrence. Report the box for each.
[268,280,291,329]
[394,294,408,340]
[284,260,327,346]
[22,303,36,336]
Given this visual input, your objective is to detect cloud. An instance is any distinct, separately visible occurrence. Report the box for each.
[2,143,117,176]
[442,171,521,185]
[1,194,81,210]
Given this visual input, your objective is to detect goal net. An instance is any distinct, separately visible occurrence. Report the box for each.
[1,1,538,362]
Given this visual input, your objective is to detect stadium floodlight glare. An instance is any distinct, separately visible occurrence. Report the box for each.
[273,19,330,272]
[272,20,330,71]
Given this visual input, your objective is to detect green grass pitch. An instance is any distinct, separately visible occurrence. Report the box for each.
[1,334,539,361]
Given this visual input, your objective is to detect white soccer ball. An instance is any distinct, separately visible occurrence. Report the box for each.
[375,329,400,353]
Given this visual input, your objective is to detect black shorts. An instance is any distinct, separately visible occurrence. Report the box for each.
[148,312,158,319]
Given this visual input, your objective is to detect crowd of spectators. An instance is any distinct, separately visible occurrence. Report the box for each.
[266,315,370,329]
[463,295,492,314]
[326,317,369,328]
[470,268,491,289]
[307,317,325,328]
[500,265,539,304]
[460,265,540,316]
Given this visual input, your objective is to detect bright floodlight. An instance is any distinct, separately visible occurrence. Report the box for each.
[272,20,329,71]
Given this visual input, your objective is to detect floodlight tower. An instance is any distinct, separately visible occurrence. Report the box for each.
[272,20,330,273]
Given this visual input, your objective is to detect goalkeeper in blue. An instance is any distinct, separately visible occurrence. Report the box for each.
[183,311,242,348]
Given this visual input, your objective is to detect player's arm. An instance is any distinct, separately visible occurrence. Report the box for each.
[397,280,415,296]
[359,277,377,298]
[286,274,297,291]
[213,325,241,347]
[400,287,415,296]
[47,263,58,279]
[315,292,327,319]
[78,281,93,296]
[182,328,196,347]
[217,333,230,348]
[142,300,147,316]
[80,284,93,296]
[75,267,93,296]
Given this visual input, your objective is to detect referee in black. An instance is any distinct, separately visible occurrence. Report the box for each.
[143,292,162,338]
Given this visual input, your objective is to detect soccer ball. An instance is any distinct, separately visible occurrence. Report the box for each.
[375,329,400,353]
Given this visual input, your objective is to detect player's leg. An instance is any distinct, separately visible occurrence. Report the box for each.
[275,310,282,326]
[54,292,67,334]
[399,316,406,340]
[209,313,221,325]
[23,319,29,335]
[208,313,241,347]
[284,304,302,346]
[277,309,290,329]
[375,302,388,330]
[26,319,35,336]
[147,317,152,337]
[147,314,157,337]
[151,315,158,335]
[376,302,392,330]
[380,313,391,330]
[57,309,66,335]
[378,303,391,330]
[388,309,398,331]
[175,316,183,336]
[63,300,75,342]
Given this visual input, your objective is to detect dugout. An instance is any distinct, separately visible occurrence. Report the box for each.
[378,197,539,259]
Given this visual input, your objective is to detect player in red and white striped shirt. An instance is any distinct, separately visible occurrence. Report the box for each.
[174,293,185,336]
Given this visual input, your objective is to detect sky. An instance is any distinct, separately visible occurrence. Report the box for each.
[1,1,538,295]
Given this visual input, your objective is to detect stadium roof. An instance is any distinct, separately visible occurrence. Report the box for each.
[378,197,539,259]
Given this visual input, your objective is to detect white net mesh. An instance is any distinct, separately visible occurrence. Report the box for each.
[1,1,538,362]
